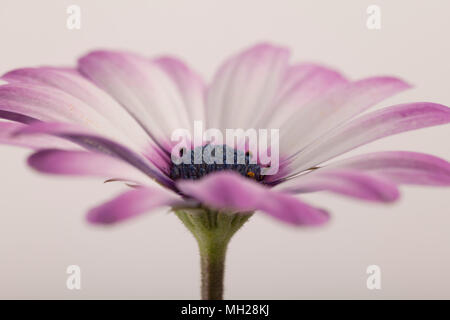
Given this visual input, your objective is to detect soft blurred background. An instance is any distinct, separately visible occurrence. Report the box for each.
[0,0,449,299]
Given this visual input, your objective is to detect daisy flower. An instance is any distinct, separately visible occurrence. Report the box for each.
[1,43,449,299]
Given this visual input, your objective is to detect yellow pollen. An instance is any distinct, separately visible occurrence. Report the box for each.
[247,171,255,178]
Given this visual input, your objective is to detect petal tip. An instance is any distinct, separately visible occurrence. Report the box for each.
[86,209,117,225]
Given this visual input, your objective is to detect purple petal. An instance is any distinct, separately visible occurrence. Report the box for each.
[0,83,127,141]
[264,63,349,128]
[0,109,38,124]
[78,50,193,140]
[28,149,151,185]
[0,80,169,171]
[0,122,73,149]
[154,56,206,124]
[87,187,183,224]
[15,122,175,189]
[285,102,450,176]
[177,171,329,226]
[279,76,411,157]
[327,151,450,186]
[206,43,290,130]
[278,63,348,99]
[2,67,156,153]
[278,169,400,203]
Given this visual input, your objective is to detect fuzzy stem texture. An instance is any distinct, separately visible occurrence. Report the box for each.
[174,208,252,300]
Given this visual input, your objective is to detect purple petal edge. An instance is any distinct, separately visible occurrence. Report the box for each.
[177,171,329,226]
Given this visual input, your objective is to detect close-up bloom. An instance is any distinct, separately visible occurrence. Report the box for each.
[1,43,449,299]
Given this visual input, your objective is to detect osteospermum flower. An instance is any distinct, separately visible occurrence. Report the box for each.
[1,43,450,299]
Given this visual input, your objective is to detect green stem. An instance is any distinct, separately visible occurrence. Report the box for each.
[174,208,252,300]
[198,234,227,300]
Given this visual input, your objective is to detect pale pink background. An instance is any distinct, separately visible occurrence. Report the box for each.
[0,0,449,299]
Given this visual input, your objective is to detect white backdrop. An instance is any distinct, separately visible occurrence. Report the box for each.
[0,0,449,299]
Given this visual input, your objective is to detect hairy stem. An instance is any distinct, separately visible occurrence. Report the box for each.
[198,234,227,300]
[174,208,252,300]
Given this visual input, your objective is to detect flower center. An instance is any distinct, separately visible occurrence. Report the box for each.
[169,144,264,181]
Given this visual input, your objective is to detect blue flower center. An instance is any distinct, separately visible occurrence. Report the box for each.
[169,144,264,181]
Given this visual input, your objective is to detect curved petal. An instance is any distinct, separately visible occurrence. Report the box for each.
[154,56,206,124]
[279,76,411,157]
[277,168,400,203]
[87,187,184,224]
[28,149,152,185]
[78,50,192,141]
[278,63,348,99]
[284,102,450,178]
[0,80,168,169]
[14,122,175,189]
[0,122,73,149]
[0,109,37,124]
[176,171,329,226]
[260,63,349,129]
[2,67,154,153]
[0,83,129,143]
[326,151,450,186]
[206,43,290,130]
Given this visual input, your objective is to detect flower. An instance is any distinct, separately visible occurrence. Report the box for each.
[1,43,449,299]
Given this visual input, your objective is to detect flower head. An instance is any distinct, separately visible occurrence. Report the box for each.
[1,43,449,226]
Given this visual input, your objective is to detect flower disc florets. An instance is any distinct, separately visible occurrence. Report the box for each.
[170,144,264,182]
